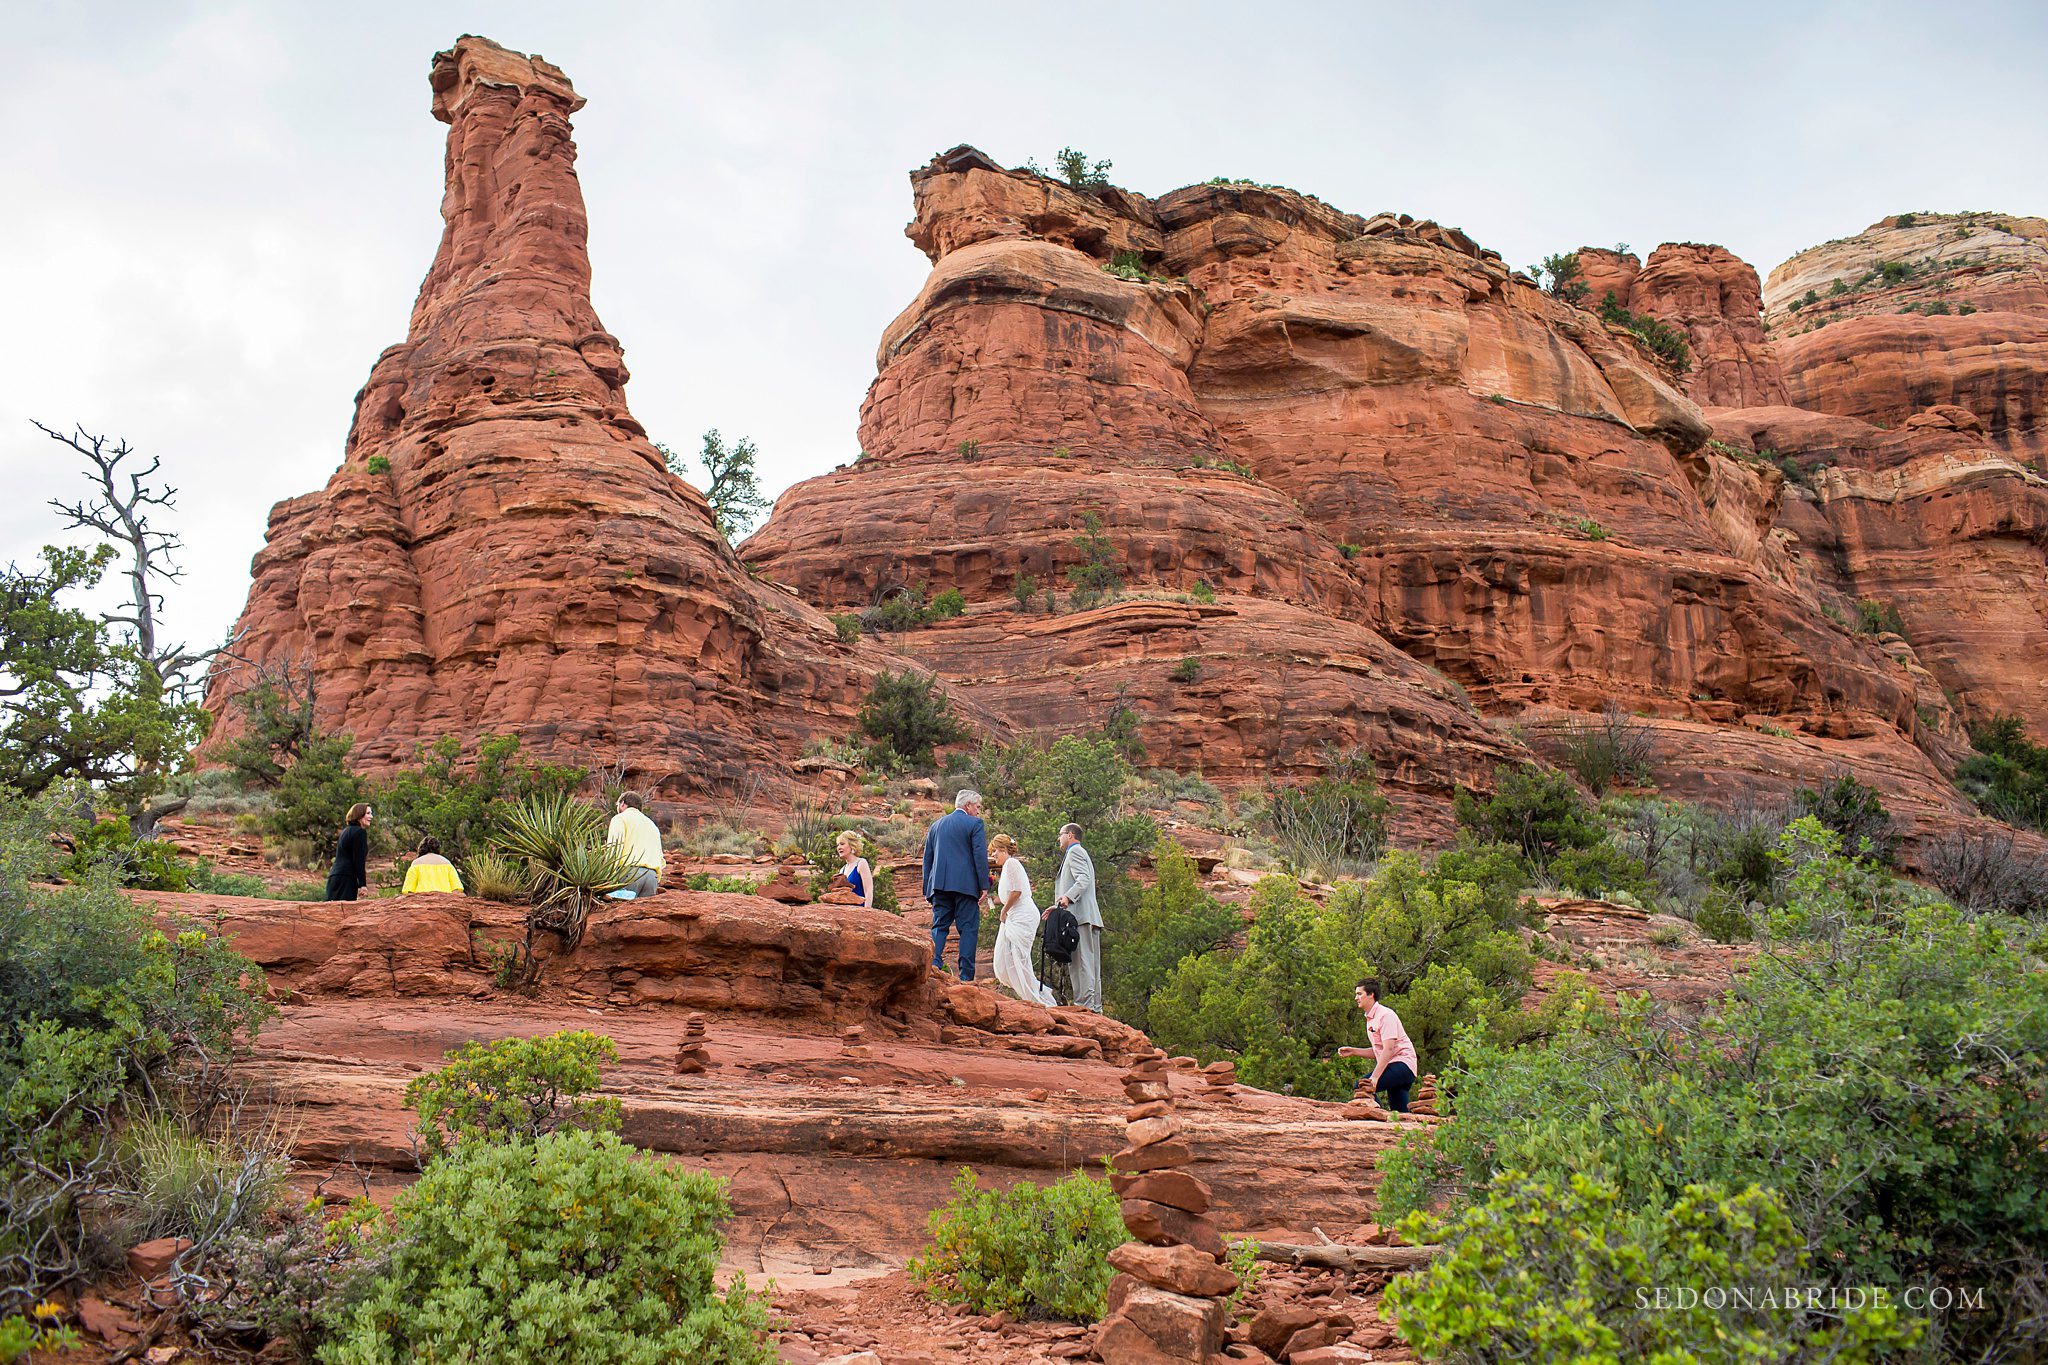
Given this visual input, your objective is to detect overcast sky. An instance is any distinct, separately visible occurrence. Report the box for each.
[5,0,2044,653]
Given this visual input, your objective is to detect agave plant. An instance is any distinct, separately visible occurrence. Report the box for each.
[492,792,633,951]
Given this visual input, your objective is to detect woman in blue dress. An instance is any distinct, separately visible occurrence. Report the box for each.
[835,831,875,909]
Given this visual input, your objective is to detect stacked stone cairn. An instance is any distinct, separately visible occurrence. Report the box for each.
[840,1024,871,1060]
[1343,1070,1440,1120]
[673,1013,711,1075]
[1097,1049,1238,1363]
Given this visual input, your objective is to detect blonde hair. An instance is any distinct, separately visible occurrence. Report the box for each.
[988,834,1015,857]
[835,830,861,853]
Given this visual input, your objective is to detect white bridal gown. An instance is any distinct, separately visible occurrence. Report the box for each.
[993,858,1057,1007]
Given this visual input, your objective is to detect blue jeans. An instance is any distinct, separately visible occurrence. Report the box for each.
[1372,1060,1416,1113]
[930,890,981,980]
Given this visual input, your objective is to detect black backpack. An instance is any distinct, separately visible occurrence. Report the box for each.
[1044,905,1082,963]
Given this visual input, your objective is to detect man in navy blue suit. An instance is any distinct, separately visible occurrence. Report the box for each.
[923,788,990,980]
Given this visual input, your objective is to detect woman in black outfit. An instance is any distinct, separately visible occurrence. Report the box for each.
[324,802,373,901]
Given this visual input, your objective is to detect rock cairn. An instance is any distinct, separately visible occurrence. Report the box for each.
[1344,1070,1440,1121]
[1096,1049,1236,1363]
[1198,1060,1239,1102]
[840,1024,871,1060]
[673,1014,711,1075]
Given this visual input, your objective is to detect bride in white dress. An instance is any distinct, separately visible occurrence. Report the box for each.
[988,835,1056,1007]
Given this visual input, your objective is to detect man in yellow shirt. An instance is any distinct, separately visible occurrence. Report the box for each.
[608,791,665,899]
[401,837,465,895]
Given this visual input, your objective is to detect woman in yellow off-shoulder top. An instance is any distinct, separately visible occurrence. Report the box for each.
[402,837,465,895]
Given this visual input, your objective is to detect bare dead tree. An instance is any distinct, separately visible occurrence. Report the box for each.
[38,422,238,697]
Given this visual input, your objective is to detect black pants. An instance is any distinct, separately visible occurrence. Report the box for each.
[324,875,360,902]
[1372,1060,1415,1113]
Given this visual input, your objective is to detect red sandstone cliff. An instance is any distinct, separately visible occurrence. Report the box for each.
[746,150,1935,800]
[1763,213,2048,460]
[208,38,889,788]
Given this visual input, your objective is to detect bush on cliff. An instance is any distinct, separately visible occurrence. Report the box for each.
[404,1029,622,1161]
[908,1167,1124,1323]
[1377,823,2048,1359]
[857,669,965,768]
[321,1129,773,1365]
[1263,746,1393,878]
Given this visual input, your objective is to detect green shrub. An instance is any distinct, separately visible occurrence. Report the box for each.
[1169,656,1202,685]
[1572,516,1609,540]
[463,848,527,903]
[1065,511,1123,604]
[828,611,862,643]
[1957,713,2048,830]
[1102,841,1241,1032]
[908,1167,1124,1322]
[59,819,192,890]
[1692,887,1751,942]
[379,734,584,865]
[1789,771,1895,863]
[323,1128,772,1364]
[213,669,319,789]
[1,796,272,1314]
[1103,249,1153,282]
[187,861,267,897]
[1387,1172,1916,1363]
[276,879,328,901]
[1264,747,1392,878]
[0,1312,81,1358]
[1534,252,1589,304]
[1149,849,1530,1095]
[1047,147,1111,189]
[1855,598,1905,636]
[1549,841,1652,900]
[364,456,391,474]
[1188,579,1215,604]
[974,730,1156,874]
[1454,766,1605,867]
[404,1030,621,1161]
[1596,292,1692,372]
[684,871,767,894]
[265,732,369,854]
[113,1109,287,1249]
[956,438,981,458]
[858,669,966,767]
[1547,704,1654,796]
[1009,573,1039,610]
[1376,889,2045,1357]
[929,586,967,620]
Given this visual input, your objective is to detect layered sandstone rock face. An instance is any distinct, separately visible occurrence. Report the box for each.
[208,38,877,786]
[1763,213,2048,459]
[1599,243,1788,409]
[748,150,1928,791]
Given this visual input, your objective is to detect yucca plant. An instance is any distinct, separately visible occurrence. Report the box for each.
[492,792,632,952]
[464,848,530,903]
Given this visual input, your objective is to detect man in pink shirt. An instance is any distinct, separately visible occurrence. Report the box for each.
[1337,978,1419,1112]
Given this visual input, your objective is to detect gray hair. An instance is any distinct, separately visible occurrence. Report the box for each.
[1060,823,1082,841]
[954,788,982,810]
